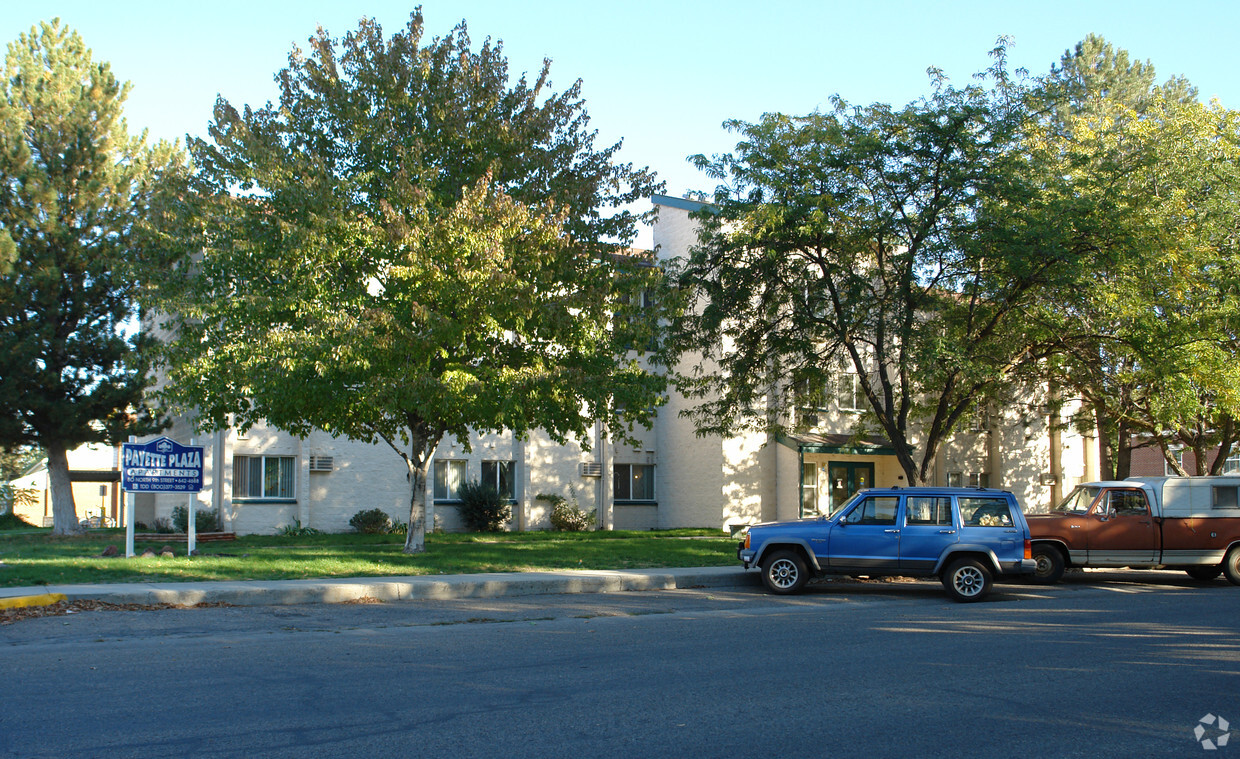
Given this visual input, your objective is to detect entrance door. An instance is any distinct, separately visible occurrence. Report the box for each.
[828,462,874,513]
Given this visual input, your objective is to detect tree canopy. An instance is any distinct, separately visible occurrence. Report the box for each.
[668,36,1240,485]
[1025,38,1240,477]
[669,45,1092,485]
[0,20,179,533]
[153,11,666,552]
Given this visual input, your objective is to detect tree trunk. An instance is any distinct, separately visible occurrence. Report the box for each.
[1113,421,1133,480]
[402,434,433,554]
[1208,418,1236,475]
[46,441,80,535]
[1094,405,1116,480]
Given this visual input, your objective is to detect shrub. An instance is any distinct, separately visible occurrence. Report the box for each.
[457,481,510,532]
[151,517,174,534]
[386,519,408,535]
[0,512,36,530]
[349,508,392,534]
[171,505,221,532]
[278,520,321,536]
[540,491,596,532]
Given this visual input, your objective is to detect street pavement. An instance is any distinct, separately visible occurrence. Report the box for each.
[0,566,759,609]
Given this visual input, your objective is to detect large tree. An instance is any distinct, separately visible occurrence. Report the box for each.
[0,20,178,534]
[669,45,1083,485]
[153,12,666,553]
[1028,38,1240,478]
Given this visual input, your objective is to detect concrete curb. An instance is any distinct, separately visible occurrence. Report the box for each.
[0,567,759,608]
[0,592,67,610]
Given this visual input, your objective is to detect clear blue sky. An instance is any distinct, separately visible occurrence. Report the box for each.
[5,1,1238,245]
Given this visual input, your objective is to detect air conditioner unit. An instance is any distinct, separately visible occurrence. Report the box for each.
[309,456,334,472]
[580,462,603,478]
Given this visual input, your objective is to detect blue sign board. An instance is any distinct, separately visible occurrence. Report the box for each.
[121,437,204,493]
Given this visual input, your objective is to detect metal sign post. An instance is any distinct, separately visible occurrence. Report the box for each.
[120,436,205,558]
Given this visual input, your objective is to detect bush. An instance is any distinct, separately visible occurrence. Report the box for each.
[151,517,174,534]
[540,491,596,532]
[0,512,36,530]
[457,481,511,532]
[278,520,322,536]
[349,508,392,534]
[171,505,221,532]
[386,519,408,535]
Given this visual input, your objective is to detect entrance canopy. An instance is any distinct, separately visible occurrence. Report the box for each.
[777,432,896,456]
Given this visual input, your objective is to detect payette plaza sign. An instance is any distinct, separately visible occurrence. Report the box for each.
[121,436,204,494]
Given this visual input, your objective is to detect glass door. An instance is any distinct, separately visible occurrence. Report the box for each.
[828,462,874,512]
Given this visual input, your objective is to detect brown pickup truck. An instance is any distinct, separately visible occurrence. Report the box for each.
[1026,476,1240,584]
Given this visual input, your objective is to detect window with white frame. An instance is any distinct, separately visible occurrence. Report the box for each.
[614,464,655,502]
[434,460,466,501]
[1165,448,1185,475]
[1223,451,1240,475]
[233,455,296,499]
[482,460,515,500]
[967,472,991,488]
[836,371,863,412]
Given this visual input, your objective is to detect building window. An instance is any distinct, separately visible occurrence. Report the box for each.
[434,460,466,501]
[1223,452,1240,475]
[614,464,655,502]
[967,472,990,488]
[947,472,963,488]
[1165,448,1185,475]
[836,371,863,412]
[233,455,295,499]
[482,460,515,500]
[801,463,818,514]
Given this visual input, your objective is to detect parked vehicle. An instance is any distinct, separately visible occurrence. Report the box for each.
[737,487,1036,602]
[1026,476,1240,584]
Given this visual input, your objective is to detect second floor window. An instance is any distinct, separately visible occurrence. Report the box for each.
[837,371,863,412]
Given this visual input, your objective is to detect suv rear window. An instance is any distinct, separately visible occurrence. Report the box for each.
[959,497,1015,527]
[906,496,953,526]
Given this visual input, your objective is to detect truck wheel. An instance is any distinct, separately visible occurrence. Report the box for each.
[761,549,809,594]
[1224,547,1240,587]
[941,558,992,603]
[1031,545,1065,585]
[1185,566,1222,581]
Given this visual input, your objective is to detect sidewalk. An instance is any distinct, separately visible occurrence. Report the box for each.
[0,566,758,610]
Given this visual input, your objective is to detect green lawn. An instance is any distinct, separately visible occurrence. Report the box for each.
[0,527,740,588]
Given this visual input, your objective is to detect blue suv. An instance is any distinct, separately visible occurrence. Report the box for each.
[737,487,1036,602]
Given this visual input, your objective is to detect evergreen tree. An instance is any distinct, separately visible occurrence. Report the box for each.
[0,20,180,533]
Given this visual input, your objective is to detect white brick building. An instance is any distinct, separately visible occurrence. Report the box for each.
[27,195,1097,533]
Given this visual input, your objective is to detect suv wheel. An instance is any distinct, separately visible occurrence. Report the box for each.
[942,558,992,603]
[761,549,809,594]
[1031,544,1065,584]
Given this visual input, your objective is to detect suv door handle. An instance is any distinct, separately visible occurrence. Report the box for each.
[884,529,900,534]
[939,529,956,534]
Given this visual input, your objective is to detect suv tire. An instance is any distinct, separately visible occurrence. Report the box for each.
[761,549,809,594]
[941,557,992,603]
